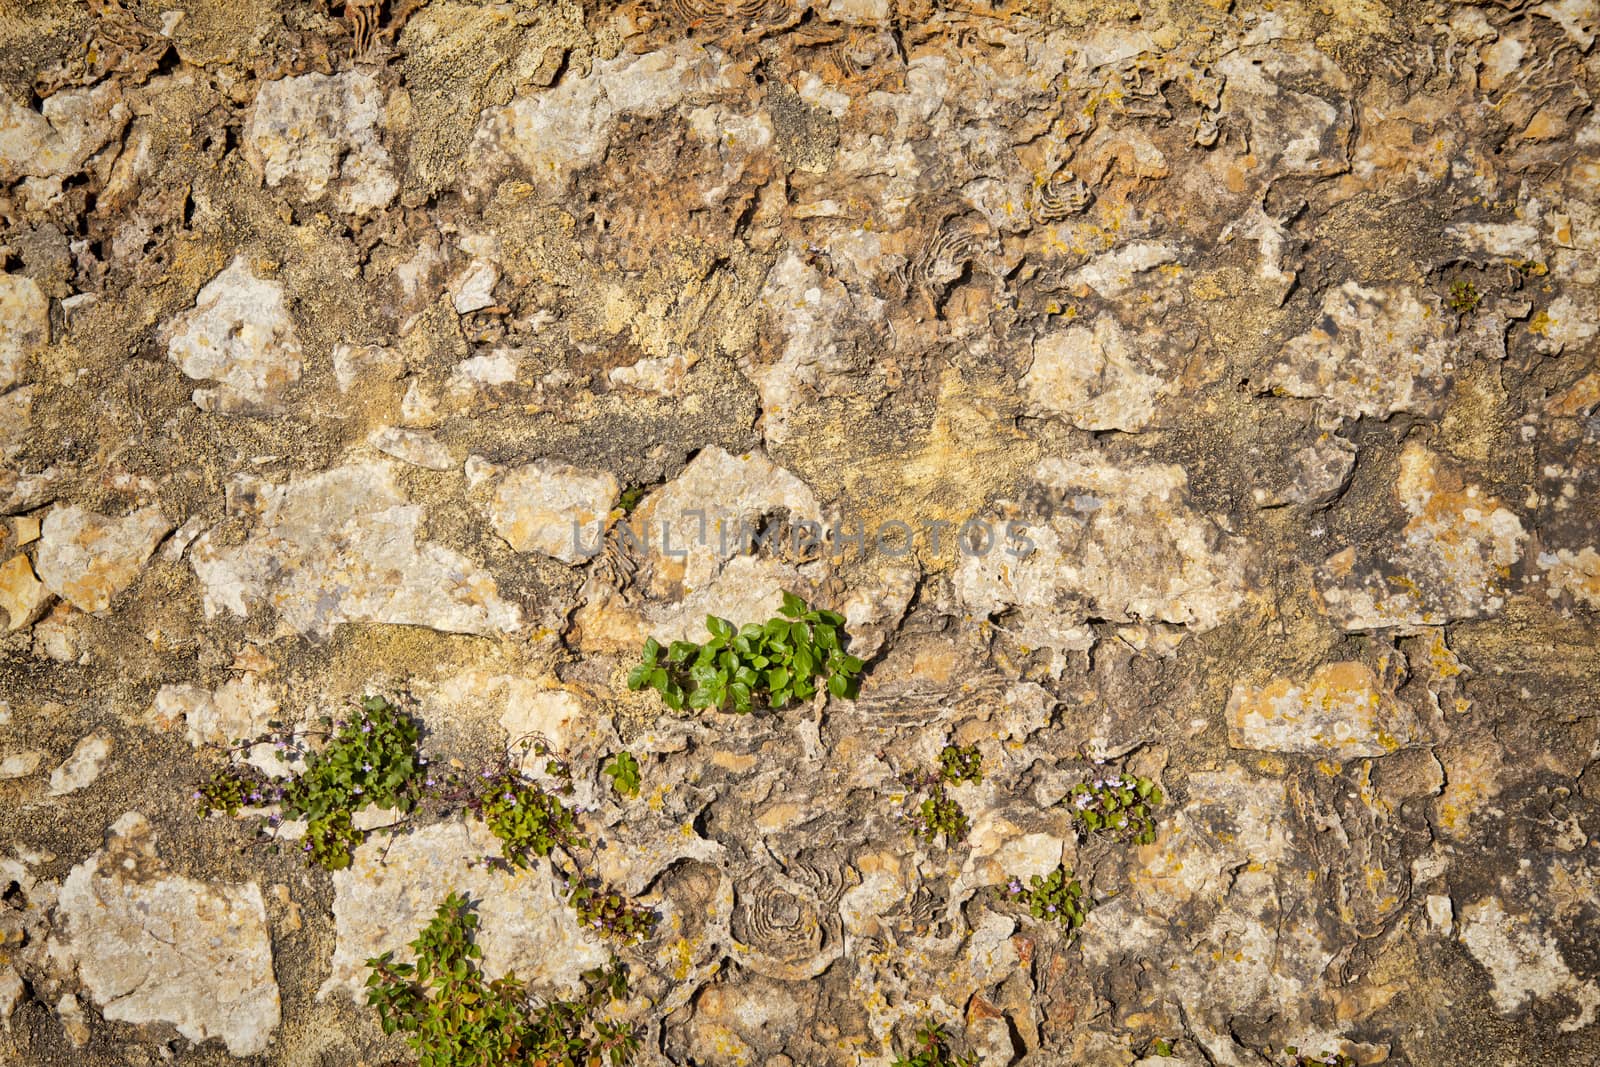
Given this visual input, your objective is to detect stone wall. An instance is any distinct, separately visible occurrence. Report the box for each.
[1,1,1598,1064]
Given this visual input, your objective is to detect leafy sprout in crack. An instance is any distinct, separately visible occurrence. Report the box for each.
[475,771,587,871]
[1067,771,1163,845]
[1284,1049,1356,1067]
[626,590,865,713]
[1446,279,1482,314]
[938,743,983,785]
[890,1020,978,1067]
[1003,865,1090,940]
[908,784,969,846]
[364,891,640,1067]
[602,751,641,798]
[282,695,427,870]
[567,879,659,947]
[193,694,429,870]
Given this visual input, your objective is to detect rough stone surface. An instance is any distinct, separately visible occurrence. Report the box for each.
[320,820,609,1002]
[0,273,48,392]
[50,814,279,1056]
[490,459,619,563]
[34,506,172,614]
[47,733,112,796]
[190,461,520,638]
[1,2,1598,1065]
[0,554,51,631]
[163,256,305,415]
[244,72,397,215]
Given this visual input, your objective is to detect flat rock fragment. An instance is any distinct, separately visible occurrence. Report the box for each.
[52,813,280,1055]
[34,505,172,614]
[190,461,520,638]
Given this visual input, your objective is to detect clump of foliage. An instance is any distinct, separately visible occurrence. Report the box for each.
[1067,772,1163,845]
[476,771,586,870]
[602,751,641,797]
[1284,1050,1356,1067]
[627,591,864,713]
[938,743,983,785]
[615,484,651,514]
[194,695,429,870]
[1446,279,1482,314]
[908,784,969,845]
[283,695,427,869]
[1004,866,1090,940]
[891,1021,978,1067]
[1146,1037,1177,1057]
[365,892,639,1067]
[194,767,259,817]
[568,880,659,946]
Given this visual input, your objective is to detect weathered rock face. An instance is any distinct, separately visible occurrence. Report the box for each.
[1,1,1597,1065]
[489,459,619,563]
[320,820,609,1002]
[163,257,304,415]
[34,505,171,614]
[50,814,279,1056]
[244,71,397,215]
[190,461,521,638]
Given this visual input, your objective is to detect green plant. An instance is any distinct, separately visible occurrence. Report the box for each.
[365,893,640,1067]
[568,880,659,947]
[283,695,427,869]
[616,484,650,514]
[478,772,586,870]
[626,591,864,713]
[1446,279,1481,314]
[1283,1050,1355,1067]
[1149,1037,1176,1056]
[938,743,982,785]
[602,751,641,797]
[1003,865,1090,939]
[194,767,257,817]
[1068,772,1163,845]
[908,784,969,846]
[891,1021,978,1067]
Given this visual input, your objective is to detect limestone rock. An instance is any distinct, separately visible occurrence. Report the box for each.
[490,460,619,564]
[956,454,1250,651]
[368,426,455,471]
[0,750,42,780]
[51,813,279,1055]
[0,273,48,392]
[48,734,112,796]
[164,257,304,414]
[0,81,128,184]
[35,505,172,614]
[191,461,520,638]
[0,553,51,630]
[574,447,831,649]
[319,819,609,1002]
[1267,282,1457,423]
[244,72,397,214]
[1226,660,1424,756]
[1024,315,1170,432]
[1459,897,1600,1033]
[1316,443,1526,629]
[472,43,714,200]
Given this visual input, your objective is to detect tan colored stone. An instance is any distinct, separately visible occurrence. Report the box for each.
[34,505,172,615]
[490,460,619,564]
[1226,660,1424,757]
[164,257,303,414]
[0,553,50,631]
[0,273,48,391]
[52,813,280,1055]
